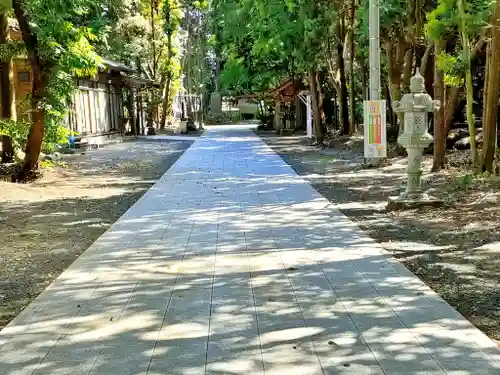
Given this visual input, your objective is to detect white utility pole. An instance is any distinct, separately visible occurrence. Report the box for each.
[306,94,313,140]
[298,91,313,142]
[369,0,381,101]
[366,0,381,166]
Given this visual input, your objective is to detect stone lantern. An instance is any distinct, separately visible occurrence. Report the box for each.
[388,69,442,210]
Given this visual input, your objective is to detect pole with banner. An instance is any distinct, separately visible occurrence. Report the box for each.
[365,0,386,164]
[364,100,387,158]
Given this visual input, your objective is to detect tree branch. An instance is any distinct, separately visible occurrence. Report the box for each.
[420,44,433,76]
[471,38,486,62]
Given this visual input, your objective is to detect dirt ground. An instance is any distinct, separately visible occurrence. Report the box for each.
[258,130,500,343]
[0,139,192,329]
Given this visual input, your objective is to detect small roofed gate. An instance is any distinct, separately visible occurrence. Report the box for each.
[269,79,300,135]
[66,78,124,136]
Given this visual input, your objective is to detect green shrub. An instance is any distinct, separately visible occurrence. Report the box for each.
[40,159,69,169]
[452,173,474,191]
[0,119,30,151]
[205,111,242,125]
[0,118,75,156]
[42,122,73,154]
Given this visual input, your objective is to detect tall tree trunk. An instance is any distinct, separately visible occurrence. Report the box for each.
[0,12,16,163]
[402,48,414,92]
[386,37,410,150]
[160,6,174,130]
[479,0,500,172]
[151,0,157,80]
[386,42,399,101]
[316,72,326,124]
[295,95,303,130]
[348,0,356,134]
[385,41,403,135]
[386,83,396,134]
[360,63,368,100]
[13,0,49,175]
[423,47,435,95]
[309,69,324,144]
[337,18,349,135]
[458,0,477,165]
[333,89,339,128]
[433,39,446,172]
[444,87,461,133]
[128,89,137,135]
[0,13,16,121]
[160,75,172,129]
[156,74,166,124]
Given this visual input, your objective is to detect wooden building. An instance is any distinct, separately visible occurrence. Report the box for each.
[2,20,159,146]
[66,60,159,144]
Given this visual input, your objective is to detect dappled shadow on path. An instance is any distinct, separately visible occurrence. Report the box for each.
[259,131,500,342]
[1,126,500,375]
[0,139,193,330]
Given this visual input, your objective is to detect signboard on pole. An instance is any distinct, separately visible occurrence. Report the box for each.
[306,95,313,139]
[363,100,387,158]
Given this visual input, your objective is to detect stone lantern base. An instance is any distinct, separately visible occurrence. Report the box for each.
[387,193,443,211]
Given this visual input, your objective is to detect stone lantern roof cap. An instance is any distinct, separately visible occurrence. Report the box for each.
[410,68,425,94]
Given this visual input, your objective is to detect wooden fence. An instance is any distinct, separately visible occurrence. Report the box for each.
[66,79,124,136]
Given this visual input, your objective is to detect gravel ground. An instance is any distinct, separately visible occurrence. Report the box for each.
[0,139,192,329]
[258,130,500,343]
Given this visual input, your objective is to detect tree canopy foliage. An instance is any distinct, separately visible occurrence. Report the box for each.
[2,0,500,175]
[210,0,499,169]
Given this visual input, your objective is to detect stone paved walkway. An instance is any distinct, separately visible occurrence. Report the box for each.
[2,125,500,375]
